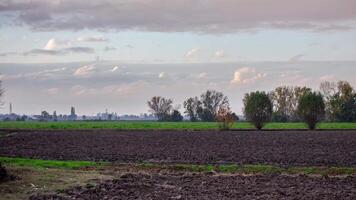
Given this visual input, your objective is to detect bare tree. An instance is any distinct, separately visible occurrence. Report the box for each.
[319,81,337,121]
[0,80,8,181]
[291,86,312,121]
[183,97,201,122]
[270,86,292,121]
[0,81,3,108]
[147,96,173,121]
[198,90,230,122]
[320,81,337,99]
[183,90,230,122]
[270,86,311,121]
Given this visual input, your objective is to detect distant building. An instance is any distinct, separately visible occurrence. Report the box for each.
[96,109,119,121]
[53,111,58,121]
[69,106,77,120]
[9,103,13,114]
[120,113,156,121]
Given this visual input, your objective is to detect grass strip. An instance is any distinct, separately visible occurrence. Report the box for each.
[0,121,356,130]
[138,163,356,176]
[0,157,106,169]
[1,157,355,175]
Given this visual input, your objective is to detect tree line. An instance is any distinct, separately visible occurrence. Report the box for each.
[147,80,356,130]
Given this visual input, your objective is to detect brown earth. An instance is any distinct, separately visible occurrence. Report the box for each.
[0,163,8,182]
[30,173,356,200]
[1,130,356,166]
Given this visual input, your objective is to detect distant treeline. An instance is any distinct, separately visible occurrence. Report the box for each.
[147,80,356,128]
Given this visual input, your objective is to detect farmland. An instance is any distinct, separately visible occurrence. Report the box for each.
[0,129,356,199]
[1,130,356,166]
[1,121,356,130]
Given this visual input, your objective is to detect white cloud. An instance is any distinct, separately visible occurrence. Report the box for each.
[213,50,226,58]
[185,48,200,59]
[231,67,266,84]
[0,67,66,80]
[73,65,95,77]
[44,38,58,50]
[45,88,59,95]
[70,82,146,97]
[319,75,336,81]
[158,72,167,79]
[70,85,87,96]
[43,38,71,50]
[113,81,147,96]
[197,72,207,79]
[111,66,120,72]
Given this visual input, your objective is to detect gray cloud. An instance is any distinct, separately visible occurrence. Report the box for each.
[288,54,305,62]
[65,47,94,54]
[1,0,355,33]
[23,49,65,56]
[77,36,108,42]
[21,47,95,56]
[104,46,117,51]
[0,52,16,57]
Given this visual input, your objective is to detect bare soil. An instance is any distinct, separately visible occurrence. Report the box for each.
[30,173,356,200]
[0,164,8,182]
[1,130,356,166]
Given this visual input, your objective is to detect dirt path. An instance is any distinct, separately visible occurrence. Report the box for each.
[1,130,356,166]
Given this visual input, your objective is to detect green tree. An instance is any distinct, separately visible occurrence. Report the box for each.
[169,110,183,122]
[297,92,325,130]
[243,91,273,130]
[40,110,50,121]
[323,81,356,122]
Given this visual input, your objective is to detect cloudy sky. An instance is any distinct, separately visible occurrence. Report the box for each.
[0,0,355,115]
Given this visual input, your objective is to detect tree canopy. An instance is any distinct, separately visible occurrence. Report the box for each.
[243,91,273,130]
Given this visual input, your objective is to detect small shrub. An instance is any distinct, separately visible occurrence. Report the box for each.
[217,108,235,130]
[297,91,325,130]
[243,91,273,130]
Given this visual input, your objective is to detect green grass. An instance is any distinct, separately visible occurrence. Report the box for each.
[139,163,356,176]
[0,121,356,130]
[0,157,106,169]
[1,156,355,175]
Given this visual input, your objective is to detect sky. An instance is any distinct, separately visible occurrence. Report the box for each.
[0,0,355,115]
